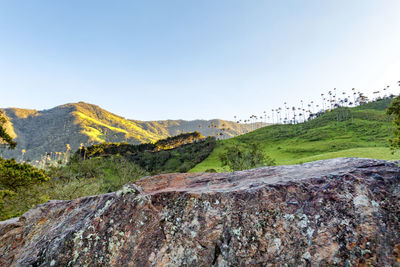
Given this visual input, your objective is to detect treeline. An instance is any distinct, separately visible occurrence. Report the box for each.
[154,131,203,150]
[77,131,204,158]
[74,132,216,174]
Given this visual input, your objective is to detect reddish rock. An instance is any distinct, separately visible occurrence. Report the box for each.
[1,158,400,266]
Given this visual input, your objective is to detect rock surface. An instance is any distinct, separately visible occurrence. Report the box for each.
[1,158,400,266]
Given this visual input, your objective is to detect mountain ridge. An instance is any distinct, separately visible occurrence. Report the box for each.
[1,102,264,162]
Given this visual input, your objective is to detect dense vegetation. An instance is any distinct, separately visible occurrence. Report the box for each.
[76,132,216,174]
[0,156,147,220]
[387,94,400,151]
[191,98,399,172]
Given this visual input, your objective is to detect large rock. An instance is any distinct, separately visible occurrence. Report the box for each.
[1,158,400,266]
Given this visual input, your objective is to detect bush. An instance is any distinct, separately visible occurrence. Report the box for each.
[0,158,48,191]
[387,95,400,152]
[0,158,49,220]
[48,156,148,194]
[219,144,276,171]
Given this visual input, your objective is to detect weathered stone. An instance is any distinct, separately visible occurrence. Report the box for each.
[1,158,400,266]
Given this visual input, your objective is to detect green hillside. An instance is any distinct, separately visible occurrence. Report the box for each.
[191,98,400,172]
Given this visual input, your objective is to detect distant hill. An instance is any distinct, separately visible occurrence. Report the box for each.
[191,98,400,172]
[0,102,264,162]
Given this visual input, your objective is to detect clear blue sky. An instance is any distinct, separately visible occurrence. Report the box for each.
[1,0,399,121]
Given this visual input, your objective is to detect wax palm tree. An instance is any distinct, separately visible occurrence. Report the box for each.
[278,109,281,124]
[292,106,296,124]
[263,111,267,124]
[271,109,275,124]
[328,91,333,110]
[383,86,388,98]
[21,149,26,162]
[373,91,380,101]
[284,102,288,120]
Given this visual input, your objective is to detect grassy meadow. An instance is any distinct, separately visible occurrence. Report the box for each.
[191,98,399,172]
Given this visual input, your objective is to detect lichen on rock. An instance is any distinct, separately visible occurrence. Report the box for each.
[0,158,400,266]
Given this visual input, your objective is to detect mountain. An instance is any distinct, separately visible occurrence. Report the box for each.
[0,102,264,162]
[191,98,399,172]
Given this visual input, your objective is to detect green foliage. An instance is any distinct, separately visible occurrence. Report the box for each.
[0,156,148,220]
[386,95,400,152]
[219,144,276,171]
[154,131,204,150]
[76,142,156,159]
[0,158,48,191]
[0,111,16,150]
[0,157,48,220]
[76,134,216,174]
[48,156,148,194]
[78,132,205,158]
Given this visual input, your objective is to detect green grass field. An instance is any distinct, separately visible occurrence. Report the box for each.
[191,98,399,172]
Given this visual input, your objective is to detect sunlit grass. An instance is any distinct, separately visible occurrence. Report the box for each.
[191,99,398,172]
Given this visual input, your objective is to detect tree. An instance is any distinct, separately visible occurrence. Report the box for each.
[0,111,48,218]
[219,144,275,171]
[0,111,16,150]
[386,94,400,152]
[0,158,48,192]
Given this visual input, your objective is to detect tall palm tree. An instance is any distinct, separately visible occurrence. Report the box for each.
[342,92,346,107]
[373,91,380,101]
[263,111,267,124]
[284,102,288,121]
[292,106,296,124]
[271,109,275,124]
[328,91,333,110]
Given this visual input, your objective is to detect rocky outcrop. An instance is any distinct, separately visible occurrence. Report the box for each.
[1,158,400,266]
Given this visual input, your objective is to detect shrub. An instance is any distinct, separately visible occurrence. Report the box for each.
[219,144,276,171]
[0,158,49,220]
[47,156,148,194]
[387,95,400,152]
